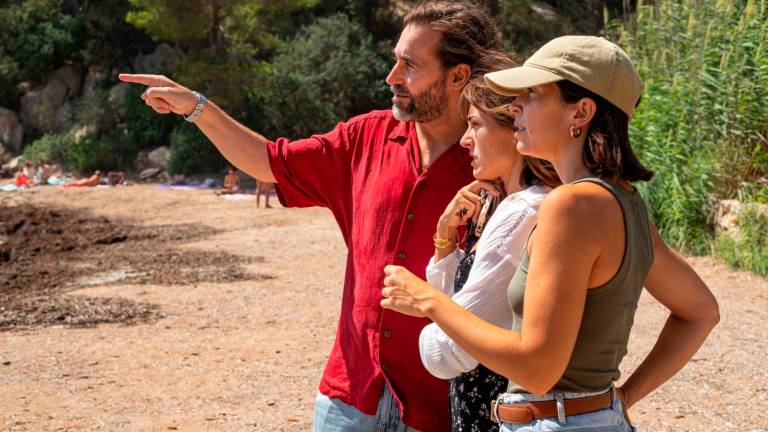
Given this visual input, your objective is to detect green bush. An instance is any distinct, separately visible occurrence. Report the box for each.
[619,0,768,254]
[167,123,226,175]
[120,85,178,151]
[247,12,390,139]
[715,205,768,276]
[23,127,131,174]
[23,130,75,166]
[67,84,178,172]
[65,128,131,173]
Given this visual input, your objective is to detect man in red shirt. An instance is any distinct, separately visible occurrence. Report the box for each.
[120,3,503,430]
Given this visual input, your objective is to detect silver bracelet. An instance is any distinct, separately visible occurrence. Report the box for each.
[184,91,208,123]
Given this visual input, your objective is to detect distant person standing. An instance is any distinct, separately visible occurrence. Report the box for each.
[120,2,505,430]
[255,180,273,208]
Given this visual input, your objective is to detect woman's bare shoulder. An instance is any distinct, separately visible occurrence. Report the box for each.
[538,182,621,221]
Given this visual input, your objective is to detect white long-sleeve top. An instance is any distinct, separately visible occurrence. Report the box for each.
[419,184,550,379]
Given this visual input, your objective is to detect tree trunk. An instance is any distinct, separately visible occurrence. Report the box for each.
[210,0,222,51]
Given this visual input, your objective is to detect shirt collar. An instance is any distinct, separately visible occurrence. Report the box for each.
[388,120,412,143]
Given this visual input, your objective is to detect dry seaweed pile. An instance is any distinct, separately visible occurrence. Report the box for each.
[0,204,271,330]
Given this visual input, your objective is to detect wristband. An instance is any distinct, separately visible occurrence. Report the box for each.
[184,91,208,123]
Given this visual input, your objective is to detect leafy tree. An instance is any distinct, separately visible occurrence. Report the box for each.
[79,0,155,66]
[126,0,318,53]
[126,0,320,116]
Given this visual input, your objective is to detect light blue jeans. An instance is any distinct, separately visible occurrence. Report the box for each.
[498,388,636,432]
[313,384,421,432]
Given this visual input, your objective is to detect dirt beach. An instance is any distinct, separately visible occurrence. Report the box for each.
[1,185,766,431]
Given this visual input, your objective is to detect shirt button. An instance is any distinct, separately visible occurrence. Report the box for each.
[406,213,415,222]
[398,252,406,260]
[383,330,392,338]
[382,364,389,372]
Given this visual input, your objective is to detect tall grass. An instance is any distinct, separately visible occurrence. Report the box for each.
[618,0,768,254]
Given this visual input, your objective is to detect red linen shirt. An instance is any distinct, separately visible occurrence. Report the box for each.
[267,110,474,432]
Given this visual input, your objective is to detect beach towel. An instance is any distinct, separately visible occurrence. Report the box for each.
[155,184,208,191]
[61,184,110,189]
[15,174,33,187]
[220,193,255,201]
[47,176,69,186]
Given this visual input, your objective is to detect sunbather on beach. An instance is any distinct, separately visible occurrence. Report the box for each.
[216,167,241,195]
[14,161,36,187]
[107,171,128,186]
[67,170,101,187]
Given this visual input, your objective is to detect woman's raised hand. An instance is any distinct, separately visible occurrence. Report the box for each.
[436,180,501,237]
[118,74,198,116]
[381,265,447,318]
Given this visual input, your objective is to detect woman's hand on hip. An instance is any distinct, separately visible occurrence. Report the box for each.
[381,265,448,318]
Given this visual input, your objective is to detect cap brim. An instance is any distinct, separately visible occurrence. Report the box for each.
[484,65,565,96]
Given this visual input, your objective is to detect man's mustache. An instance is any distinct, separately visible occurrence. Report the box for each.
[390,85,411,96]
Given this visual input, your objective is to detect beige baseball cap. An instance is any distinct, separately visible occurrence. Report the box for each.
[484,35,643,117]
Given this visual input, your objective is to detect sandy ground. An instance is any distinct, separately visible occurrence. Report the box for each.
[1,185,766,431]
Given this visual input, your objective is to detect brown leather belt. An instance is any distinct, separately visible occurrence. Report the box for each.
[490,389,614,424]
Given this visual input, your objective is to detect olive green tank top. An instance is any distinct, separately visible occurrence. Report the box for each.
[506,177,654,393]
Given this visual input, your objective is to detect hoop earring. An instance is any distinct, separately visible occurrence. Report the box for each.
[569,125,582,138]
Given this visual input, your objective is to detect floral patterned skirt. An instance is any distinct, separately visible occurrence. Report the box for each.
[449,363,508,432]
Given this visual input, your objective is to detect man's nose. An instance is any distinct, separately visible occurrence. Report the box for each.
[386,62,404,87]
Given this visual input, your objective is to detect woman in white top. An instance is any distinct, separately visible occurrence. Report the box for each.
[424,73,559,431]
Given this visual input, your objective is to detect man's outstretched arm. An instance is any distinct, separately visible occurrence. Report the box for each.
[119,74,276,183]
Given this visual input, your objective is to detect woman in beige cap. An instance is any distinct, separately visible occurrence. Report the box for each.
[380,35,719,431]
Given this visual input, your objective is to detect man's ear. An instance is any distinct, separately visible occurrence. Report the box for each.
[448,64,471,90]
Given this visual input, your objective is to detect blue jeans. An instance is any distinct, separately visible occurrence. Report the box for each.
[498,388,636,432]
[313,384,421,432]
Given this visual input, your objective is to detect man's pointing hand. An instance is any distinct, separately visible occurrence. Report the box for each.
[119,74,198,116]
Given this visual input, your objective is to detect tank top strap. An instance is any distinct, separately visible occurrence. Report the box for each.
[570,176,631,200]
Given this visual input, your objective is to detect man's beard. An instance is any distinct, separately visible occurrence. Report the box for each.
[390,74,448,123]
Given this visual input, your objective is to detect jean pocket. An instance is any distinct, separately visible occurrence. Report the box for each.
[499,423,535,432]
